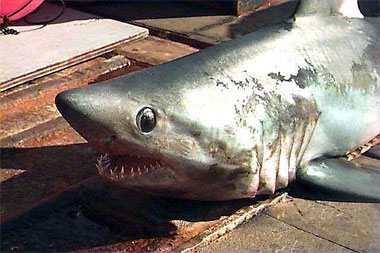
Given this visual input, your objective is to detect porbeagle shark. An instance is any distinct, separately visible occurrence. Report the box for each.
[56,0,380,201]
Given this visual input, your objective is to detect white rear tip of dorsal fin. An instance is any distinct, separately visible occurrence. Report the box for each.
[296,0,364,18]
[334,0,364,18]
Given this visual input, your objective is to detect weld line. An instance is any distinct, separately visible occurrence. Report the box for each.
[264,213,360,252]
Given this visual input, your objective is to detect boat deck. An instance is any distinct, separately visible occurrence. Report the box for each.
[1,1,379,252]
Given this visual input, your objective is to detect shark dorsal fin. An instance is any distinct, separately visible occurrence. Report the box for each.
[295,0,364,18]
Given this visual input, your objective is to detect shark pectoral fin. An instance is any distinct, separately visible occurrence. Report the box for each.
[297,157,380,202]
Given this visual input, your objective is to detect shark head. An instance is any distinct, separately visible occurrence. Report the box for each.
[56,60,262,201]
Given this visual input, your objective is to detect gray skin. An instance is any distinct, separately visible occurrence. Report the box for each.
[56,0,380,201]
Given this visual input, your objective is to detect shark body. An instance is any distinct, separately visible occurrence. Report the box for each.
[56,0,380,201]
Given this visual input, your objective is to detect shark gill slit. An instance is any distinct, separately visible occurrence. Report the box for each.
[247,145,261,197]
[276,122,294,189]
[258,124,281,195]
[297,115,318,165]
[273,126,282,191]
[254,121,264,195]
[288,120,305,182]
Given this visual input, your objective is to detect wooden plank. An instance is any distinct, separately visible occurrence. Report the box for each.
[0,3,148,92]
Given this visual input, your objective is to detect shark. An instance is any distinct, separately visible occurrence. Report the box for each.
[55,0,380,201]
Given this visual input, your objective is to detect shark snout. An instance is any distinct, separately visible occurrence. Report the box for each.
[55,88,96,131]
[55,85,123,146]
[55,89,85,122]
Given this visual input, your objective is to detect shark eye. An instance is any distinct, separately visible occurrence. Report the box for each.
[136,107,156,133]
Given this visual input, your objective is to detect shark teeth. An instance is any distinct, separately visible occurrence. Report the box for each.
[95,153,162,181]
[96,153,111,176]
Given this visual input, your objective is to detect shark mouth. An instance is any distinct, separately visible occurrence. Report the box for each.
[96,153,163,181]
